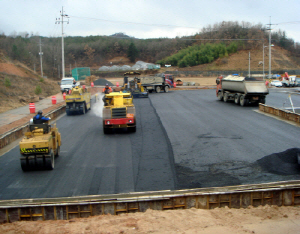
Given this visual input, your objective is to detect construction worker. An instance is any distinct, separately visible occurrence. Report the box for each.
[102,83,112,94]
[33,110,51,124]
[102,84,113,105]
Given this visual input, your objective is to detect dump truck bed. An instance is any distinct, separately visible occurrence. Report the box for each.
[222,75,268,94]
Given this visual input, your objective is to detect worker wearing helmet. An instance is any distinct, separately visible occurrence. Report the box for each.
[102,83,112,94]
[33,110,51,124]
[102,84,113,106]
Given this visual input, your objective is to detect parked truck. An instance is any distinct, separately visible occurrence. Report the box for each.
[216,75,269,106]
[140,73,175,93]
[281,72,297,87]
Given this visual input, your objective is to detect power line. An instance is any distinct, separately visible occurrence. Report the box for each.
[69,15,199,29]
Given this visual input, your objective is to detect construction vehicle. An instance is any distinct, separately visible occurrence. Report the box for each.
[140,73,174,93]
[216,74,269,106]
[102,92,136,134]
[281,72,297,87]
[19,120,61,171]
[123,72,148,98]
[65,85,91,115]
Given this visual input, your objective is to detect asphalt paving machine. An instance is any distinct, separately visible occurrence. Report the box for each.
[102,91,136,134]
[65,85,91,115]
[19,120,61,171]
[122,72,148,98]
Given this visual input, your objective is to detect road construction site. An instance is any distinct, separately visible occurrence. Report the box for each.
[0,86,300,222]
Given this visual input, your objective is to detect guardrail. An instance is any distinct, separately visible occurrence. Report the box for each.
[0,180,300,223]
[0,105,66,150]
[259,104,300,124]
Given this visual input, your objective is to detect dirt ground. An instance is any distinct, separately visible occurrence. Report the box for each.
[0,63,61,113]
[0,205,299,233]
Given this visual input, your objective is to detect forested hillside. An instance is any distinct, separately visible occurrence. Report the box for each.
[0,21,299,79]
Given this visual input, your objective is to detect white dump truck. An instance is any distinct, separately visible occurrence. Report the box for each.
[216,75,269,106]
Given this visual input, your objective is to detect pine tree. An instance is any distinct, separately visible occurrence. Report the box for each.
[127,42,139,63]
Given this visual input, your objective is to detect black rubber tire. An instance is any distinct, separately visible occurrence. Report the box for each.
[66,109,71,116]
[81,103,86,115]
[45,149,54,170]
[21,158,30,171]
[89,100,91,110]
[259,97,266,104]
[240,95,249,107]
[103,127,112,134]
[155,86,161,93]
[217,91,223,101]
[234,95,240,105]
[223,93,229,102]
[28,157,36,170]
[55,143,60,157]
[128,125,136,133]
[149,90,153,93]
[164,86,169,93]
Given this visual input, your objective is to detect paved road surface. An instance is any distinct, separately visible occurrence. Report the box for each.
[0,97,176,200]
[0,89,299,200]
[150,88,300,188]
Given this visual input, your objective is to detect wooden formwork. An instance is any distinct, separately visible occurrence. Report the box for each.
[1,181,300,223]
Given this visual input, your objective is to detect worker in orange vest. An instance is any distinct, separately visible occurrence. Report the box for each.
[102,84,112,94]
[102,84,113,105]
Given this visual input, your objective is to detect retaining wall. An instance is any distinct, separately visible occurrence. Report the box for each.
[0,180,299,223]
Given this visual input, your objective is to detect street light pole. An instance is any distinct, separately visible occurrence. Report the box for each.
[268,18,272,79]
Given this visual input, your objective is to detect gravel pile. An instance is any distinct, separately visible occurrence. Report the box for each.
[93,79,114,86]
[257,148,300,175]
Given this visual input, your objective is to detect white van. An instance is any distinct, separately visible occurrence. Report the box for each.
[60,77,77,93]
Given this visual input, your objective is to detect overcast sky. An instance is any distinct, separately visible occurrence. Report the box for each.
[1,0,300,42]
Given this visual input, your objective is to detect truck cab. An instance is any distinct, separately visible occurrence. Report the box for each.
[60,77,77,93]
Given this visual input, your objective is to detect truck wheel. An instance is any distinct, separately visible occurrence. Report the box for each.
[223,93,229,102]
[164,86,169,93]
[217,92,223,101]
[45,149,54,170]
[234,94,240,105]
[89,100,91,110]
[66,109,71,116]
[240,95,248,106]
[155,86,161,93]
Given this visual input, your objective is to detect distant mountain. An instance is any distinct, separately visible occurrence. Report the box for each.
[110,33,133,38]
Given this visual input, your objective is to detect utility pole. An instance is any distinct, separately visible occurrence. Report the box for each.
[266,17,277,79]
[39,37,43,77]
[55,7,69,78]
[248,52,251,77]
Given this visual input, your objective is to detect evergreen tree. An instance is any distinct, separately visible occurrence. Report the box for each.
[127,42,139,63]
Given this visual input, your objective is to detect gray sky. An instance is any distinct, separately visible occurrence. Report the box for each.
[1,0,300,42]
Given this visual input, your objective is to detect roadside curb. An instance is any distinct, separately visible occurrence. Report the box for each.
[259,103,300,124]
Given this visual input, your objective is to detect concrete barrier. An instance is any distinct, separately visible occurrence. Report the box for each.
[0,105,66,150]
[259,104,300,124]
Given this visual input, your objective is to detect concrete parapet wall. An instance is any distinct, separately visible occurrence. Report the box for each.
[0,180,300,223]
[259,104,300,124]
[0,106,66,150]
